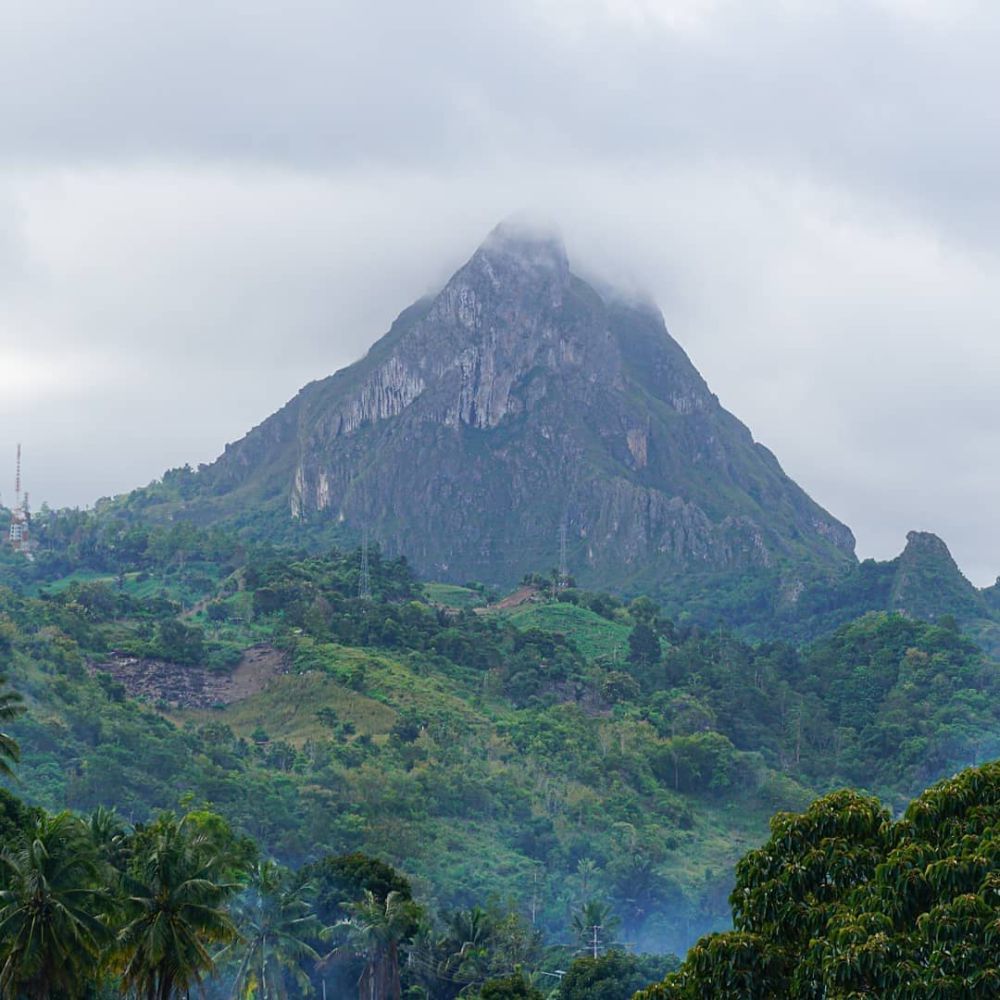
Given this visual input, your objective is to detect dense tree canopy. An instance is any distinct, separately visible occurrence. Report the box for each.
[637,761,1000,998]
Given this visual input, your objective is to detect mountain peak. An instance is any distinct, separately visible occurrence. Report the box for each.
[476,218,569,274]
[902,530,951,555]
[187,223,856,589]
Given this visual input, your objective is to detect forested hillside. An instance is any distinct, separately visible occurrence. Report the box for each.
[1,524,997,976]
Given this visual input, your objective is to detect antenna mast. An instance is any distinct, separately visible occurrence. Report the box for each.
[9,444,31,557]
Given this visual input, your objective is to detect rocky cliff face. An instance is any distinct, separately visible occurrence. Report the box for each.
[195,221,856,587]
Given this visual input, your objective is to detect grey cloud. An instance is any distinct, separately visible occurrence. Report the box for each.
[4,2,1000,233]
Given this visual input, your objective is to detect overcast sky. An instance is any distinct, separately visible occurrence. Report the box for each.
[1,0,999,583]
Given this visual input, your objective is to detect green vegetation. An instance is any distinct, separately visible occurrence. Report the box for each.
[638,761,1000,998]
[504,600,632,663]
[648,530,1000,659]
[424,582,490,610]
[0,684,994,996]
[0,747,675,997]
[2,543,997,960]
[0,515,998,995]
[557,951,680,999]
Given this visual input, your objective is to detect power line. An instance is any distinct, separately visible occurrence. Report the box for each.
[558,517,568,589]
[358,523,372,600]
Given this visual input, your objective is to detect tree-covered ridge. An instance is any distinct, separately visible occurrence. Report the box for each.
[0,551,760,956]
[0,663,675,999]
[0,659,995,998]
[0,504,243,593]
[637,760,1000,998]
[645,611,999,805]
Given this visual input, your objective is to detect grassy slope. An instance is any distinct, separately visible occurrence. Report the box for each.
[503,602,632,661]
[32,565,224,607]
[423,582,486,609]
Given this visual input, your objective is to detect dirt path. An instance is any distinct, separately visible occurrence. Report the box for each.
[476,585,540,614]
[180,594,217,620]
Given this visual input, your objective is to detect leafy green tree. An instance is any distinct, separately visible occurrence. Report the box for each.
[557,951,679,1000]
[477,971,544,999]
[116,812,241,1000]
[626,624,660,672]
[0,811,112,998]
[637,762,1000,998]
[220,860,322,999]
[600,671,640,704]
[152,618,205,665]
[302,852,412,927]
[0,787,41,843]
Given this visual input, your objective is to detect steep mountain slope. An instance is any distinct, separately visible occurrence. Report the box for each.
[160,222,854,589]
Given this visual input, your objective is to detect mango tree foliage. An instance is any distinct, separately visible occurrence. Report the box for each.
[637,761,1000,998]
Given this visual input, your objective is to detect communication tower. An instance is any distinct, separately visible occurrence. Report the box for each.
[8,444,31,556]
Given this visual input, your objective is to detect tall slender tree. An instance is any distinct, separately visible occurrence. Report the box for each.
[220,860,323,999]
[325,889,421,1000]
[0,672,24,778]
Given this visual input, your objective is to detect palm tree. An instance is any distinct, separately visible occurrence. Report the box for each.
[89,805,130,873]
[220,860,322,999]
[570,900,620,958]
[442,906,494,987]
[116,813,239,1000]
[0,811,112,998]
[0,673,24,778]
[572,858,599,904]
[324,889,420,1000]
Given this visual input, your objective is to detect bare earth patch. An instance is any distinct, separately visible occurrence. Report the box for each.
[88,643,288,709]
[478,585,540,614]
